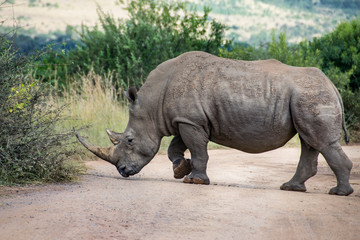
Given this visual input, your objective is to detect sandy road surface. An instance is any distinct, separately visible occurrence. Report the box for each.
[1,146,360,240]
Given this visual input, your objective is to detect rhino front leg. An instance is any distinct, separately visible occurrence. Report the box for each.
[178,123,210,185]
[168,135,192,179]
[281,138,319,192]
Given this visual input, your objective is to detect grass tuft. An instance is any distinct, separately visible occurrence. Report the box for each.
[53,71,129,149]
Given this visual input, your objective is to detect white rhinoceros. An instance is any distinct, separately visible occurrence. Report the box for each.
[77,51,353,196]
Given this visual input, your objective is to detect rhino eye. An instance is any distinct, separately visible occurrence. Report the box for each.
[127,137,134,145]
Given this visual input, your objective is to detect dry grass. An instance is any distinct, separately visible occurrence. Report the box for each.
[52,71,128,148]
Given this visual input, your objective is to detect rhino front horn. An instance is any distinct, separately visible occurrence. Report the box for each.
[76,132,116,165]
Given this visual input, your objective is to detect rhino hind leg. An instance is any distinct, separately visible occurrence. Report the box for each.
[320,143,353,196]
[168,135,192,179]
[281,138,319,192]
[289,98,353,195]
[178,123,210,185]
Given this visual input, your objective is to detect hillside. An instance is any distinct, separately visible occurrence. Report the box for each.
[0,0,127,35]
[190,0,359,44]
[0,0,358,44]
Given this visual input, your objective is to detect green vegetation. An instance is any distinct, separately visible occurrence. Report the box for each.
[35,0,228,89]
[0,35,82,184]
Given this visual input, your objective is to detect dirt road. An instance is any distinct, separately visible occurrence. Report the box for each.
[1,146,360,240]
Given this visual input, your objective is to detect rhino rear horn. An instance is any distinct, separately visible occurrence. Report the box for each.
[76,133,116,165]
[106,128,122,145]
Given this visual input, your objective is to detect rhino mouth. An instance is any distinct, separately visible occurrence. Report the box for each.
[117,165,138,178]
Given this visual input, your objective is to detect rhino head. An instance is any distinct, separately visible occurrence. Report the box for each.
[76,87,161,177]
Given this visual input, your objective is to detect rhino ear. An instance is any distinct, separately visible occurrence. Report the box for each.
[125,86,138,103]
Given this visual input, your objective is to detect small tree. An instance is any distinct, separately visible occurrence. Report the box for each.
[268,31,322,68]
[0,35,80,184]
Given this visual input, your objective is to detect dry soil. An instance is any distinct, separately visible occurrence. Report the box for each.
[1,146,360,240]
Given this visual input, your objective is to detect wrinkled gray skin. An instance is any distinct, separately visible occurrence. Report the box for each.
[77,51,353,196]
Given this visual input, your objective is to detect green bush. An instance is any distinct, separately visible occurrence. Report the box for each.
[34,44,73,88]
[219,42,270,61]
[221,31,322,68]
[311,18,360,90]
[268,31,323,68]
[41,0,229,89]
[0,35,81,184]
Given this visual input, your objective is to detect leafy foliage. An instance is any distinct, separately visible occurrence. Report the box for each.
[0,35,80,184]
[268,31,323,68]
[220,31,322,68]
[311,18,360,90]
[37,0,228,89]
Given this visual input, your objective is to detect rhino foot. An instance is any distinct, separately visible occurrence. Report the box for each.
[173,158,192,179]
[329,185,354,196]
[183,173,210,185]
[280,182,306,192]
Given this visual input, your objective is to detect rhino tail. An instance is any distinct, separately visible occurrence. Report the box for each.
[331,83,349,144]
[343,114,350,144]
